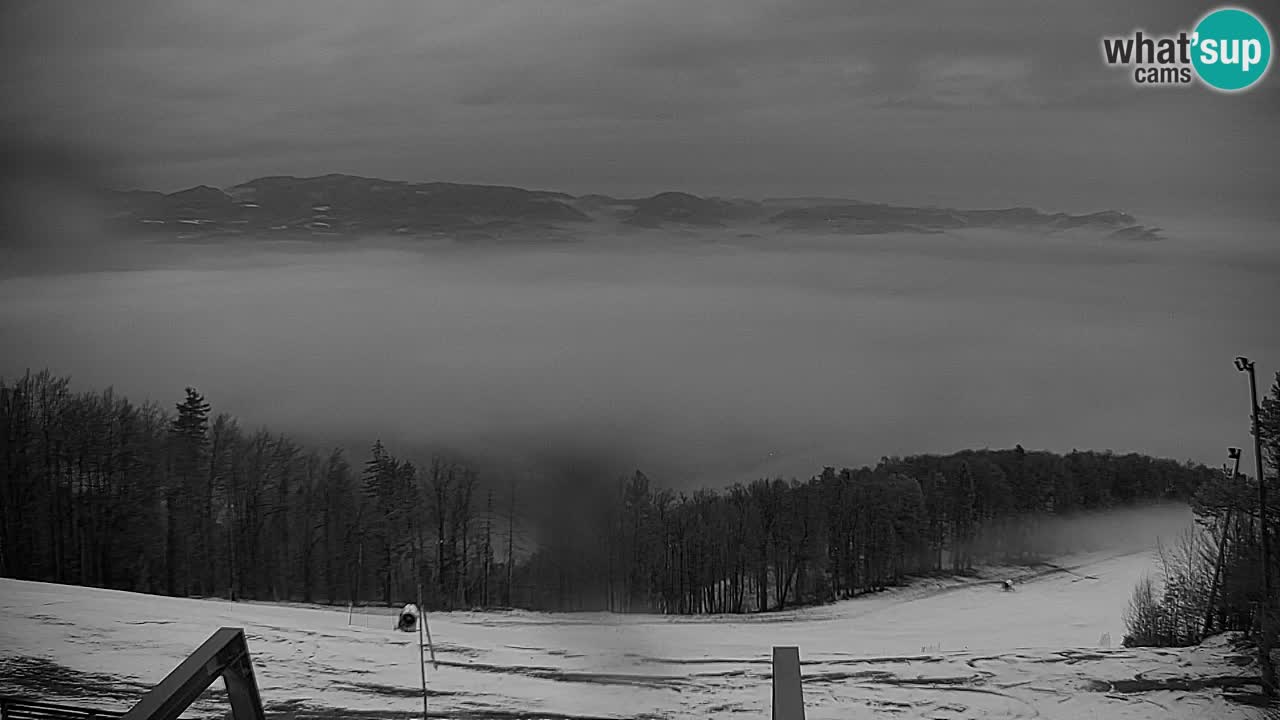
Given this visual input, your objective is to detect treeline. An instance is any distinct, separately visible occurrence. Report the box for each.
[0,371,516,609]
[1,369,1217,614]
[512,451,1210,613]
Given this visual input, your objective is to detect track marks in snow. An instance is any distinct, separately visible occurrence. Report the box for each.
[0,553,1262,720]
[0,655,148,703]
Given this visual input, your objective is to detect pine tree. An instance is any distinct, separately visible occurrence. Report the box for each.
[360,440,399,603]
[1260,373,1280,483]
[168,387,209,596]
[320,448,355,603]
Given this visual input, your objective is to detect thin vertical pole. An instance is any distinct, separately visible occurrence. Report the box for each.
[1247,365,1271,606]
[423,611,437,668]
[1248,362,1274,694]
[507,479,516,606]
[1205,453,1241,637]
[1238,357,1273,695]
[418,585,428,720]
[349,542,363,625]
[227,485,235,601]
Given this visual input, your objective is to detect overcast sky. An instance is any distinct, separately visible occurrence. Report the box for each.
[4,0,1277,218]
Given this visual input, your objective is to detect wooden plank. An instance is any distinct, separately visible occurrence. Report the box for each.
[120,628,264,720]
[0,699,124,720]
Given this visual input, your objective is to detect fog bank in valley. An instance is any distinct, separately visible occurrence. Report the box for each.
[2,210,1276,488]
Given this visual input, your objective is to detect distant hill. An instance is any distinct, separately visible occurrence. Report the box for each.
[105,174,588,241]
[767,203,1151,236]
[621,192,763,228]
[102,174,1162,241]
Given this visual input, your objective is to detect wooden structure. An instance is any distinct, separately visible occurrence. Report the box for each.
[121,628,265,720]
[0,698,123,720]
[772,645,806,720]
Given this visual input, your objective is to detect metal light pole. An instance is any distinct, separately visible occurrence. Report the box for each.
[1204,448,1243,637]
[1236,356,1273,694]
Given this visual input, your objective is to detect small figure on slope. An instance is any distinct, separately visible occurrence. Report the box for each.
[1001,579,1014,592]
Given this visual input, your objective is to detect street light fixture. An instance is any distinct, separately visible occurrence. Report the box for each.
[1236,355,1273,694]
[1207,446,1248,636]
[1225,447,1243,477]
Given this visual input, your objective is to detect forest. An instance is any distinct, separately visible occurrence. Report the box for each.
[1,368,1272,619]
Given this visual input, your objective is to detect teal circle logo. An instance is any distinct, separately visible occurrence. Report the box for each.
[1192,7,1272,91]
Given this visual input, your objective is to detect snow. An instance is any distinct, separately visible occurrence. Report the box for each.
[0,550,1260,719]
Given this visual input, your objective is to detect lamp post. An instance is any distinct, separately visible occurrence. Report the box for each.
[1236,356,1273,694]
[1204,448,1244,637]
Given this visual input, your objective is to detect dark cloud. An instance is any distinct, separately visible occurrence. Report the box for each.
[2,0,1277,216]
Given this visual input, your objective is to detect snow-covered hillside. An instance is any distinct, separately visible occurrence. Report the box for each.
[0,550,1261,719]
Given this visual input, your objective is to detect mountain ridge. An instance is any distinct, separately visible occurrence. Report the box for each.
[102,173,1161,242]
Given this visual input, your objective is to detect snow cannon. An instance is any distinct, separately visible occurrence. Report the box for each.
[396,603,420,632]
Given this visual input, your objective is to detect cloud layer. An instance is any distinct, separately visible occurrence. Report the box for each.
[3,221,1276,487]
[3,0,1277,218]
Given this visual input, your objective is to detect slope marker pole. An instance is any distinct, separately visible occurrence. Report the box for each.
[418,606,428,720]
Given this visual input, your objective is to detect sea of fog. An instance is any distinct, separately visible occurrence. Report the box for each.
[1,221,1277,488]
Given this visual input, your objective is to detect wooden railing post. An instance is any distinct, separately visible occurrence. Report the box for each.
[771,645,805,720]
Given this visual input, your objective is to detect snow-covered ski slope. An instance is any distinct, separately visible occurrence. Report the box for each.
[0,550,1260,719]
